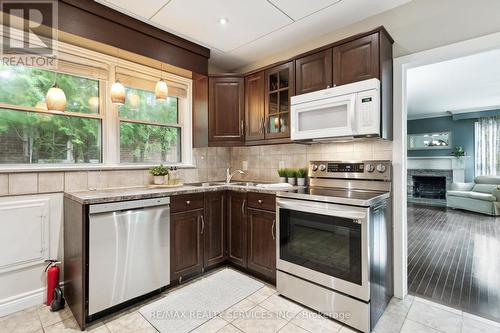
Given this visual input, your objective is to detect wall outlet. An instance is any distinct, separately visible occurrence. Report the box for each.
[279,160,285,169]
[242,160,248,171]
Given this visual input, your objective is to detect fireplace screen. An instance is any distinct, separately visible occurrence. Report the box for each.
[413,176,446,199]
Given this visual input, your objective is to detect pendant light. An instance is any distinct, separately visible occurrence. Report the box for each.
[110,79,126,105]
[45,72,67,111]
[155,62,168,101]
[111,49,126,105]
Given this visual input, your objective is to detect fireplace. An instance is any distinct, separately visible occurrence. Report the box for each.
[412,176,446,199]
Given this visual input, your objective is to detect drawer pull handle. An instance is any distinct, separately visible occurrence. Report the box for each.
[186,200,191,205]
[258,199,263,204]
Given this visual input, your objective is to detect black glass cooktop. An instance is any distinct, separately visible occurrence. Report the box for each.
[278,187,390,206]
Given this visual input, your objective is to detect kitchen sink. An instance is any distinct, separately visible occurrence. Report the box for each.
[189,182,226,187]
[189,181,260,187]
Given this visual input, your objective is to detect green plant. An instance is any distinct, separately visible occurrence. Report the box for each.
[149,164,169,176]
[296,168,307,178]
[286,168,297,178]
[451,145,465,158]
[277,168,287,177]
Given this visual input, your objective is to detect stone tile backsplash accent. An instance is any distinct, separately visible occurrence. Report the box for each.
[0,141,392,196]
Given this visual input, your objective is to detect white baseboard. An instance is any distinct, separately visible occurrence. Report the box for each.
[0,287,45,317]
[0,282,67,318]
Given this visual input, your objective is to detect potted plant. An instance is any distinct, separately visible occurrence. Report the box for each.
[296,168,307,186]
[278,168,287,183]
[286,169,297,186]
[150,164,169,185]
[452,145,465,158]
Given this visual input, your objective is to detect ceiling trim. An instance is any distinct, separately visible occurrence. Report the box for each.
[448,105,500,114]
[407,112,450,120]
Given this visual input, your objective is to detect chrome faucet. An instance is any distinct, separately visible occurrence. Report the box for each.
[226,167,245,183]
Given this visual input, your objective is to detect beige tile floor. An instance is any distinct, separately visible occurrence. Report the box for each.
[2,270,500,333]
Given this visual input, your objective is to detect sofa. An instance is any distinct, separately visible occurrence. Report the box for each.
[447,176,500,216]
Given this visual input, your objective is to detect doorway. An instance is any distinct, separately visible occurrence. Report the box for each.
[392,32,500,322]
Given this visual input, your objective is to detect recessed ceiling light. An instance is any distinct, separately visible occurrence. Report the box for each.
[217,17,228,25]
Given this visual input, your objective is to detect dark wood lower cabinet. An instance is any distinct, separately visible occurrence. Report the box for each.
[227,191,248,268]
[170,191,276,284]
[170,209,204,282]
[204,191,226,269]
[247,208,276,281]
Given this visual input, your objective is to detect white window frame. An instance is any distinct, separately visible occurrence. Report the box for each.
[0,38,194,171]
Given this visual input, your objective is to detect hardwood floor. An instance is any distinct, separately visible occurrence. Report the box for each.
[407,203,500,322]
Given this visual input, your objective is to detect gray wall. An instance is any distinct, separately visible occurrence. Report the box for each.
[407,116,475,182]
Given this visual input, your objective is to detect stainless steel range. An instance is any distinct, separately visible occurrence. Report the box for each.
[276,160,393,333]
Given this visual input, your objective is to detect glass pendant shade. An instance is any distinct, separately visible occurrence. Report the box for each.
[111,80,126,105]
[45,84,67,111]
[155,79,168,101]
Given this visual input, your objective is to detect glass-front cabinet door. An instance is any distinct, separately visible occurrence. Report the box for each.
[264,61,294,139]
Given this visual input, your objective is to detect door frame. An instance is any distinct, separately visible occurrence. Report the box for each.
[392,31,500,299]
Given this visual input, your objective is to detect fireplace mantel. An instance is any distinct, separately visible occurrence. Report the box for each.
[407,156,470,182]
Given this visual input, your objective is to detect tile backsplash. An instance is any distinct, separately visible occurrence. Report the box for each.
[230,140,393,183]
[0,147,231,196]
[0,141,392,196]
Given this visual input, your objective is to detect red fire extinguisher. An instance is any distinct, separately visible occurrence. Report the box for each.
[45,260,61,306]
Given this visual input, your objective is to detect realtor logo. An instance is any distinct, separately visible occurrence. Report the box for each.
[1,0,58,67]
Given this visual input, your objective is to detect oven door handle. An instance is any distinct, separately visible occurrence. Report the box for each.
[277,201,366,220]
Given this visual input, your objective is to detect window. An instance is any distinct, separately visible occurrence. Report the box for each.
[0,65,102,164]
[475,117,500,176]
[117,75,186,164]
[0,40,193,169]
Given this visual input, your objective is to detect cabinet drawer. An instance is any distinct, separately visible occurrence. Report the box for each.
[247,192,276,211]
[171,193,204,213]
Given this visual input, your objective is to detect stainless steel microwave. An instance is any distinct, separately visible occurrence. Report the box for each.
[291,79,384,142]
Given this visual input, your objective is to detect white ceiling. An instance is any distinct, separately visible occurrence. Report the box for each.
[95,0,411,70]
[407,49,500,119]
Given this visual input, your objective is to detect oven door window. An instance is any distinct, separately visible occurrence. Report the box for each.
[279,208,362,285]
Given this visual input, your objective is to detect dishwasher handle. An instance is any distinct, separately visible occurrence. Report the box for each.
[89,197,170,214]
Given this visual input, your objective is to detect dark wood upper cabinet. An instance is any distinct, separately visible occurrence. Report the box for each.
[295,49,333,95]
[264,61,294,140]
[247,208,276,282]
[170,209,204,282]
[227,191,247,268]
[203,192,226,269]
[333,32,380,86]
[245,71,265,141]
[209,76,244,145]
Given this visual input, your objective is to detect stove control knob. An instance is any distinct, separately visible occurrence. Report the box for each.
[311,164,318,171]
[365,164,375,173]
[319,164,327,171]
[376,164,386,173]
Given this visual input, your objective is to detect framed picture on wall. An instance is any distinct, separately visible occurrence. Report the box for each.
[408,131,452,150]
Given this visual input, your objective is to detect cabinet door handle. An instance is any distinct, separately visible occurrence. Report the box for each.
[260,117,264,134]
[264,118,269,133]
[241,119,244,135]
[241,199,246,216]
[271,219,276,240]
[200,215,205,235]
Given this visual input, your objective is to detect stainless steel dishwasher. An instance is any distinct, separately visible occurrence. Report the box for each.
[88,197,170,315]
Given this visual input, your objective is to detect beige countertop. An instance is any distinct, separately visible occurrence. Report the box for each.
[64,182,301,205]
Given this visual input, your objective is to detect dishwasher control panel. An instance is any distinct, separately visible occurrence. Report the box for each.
[89,197,170,214]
